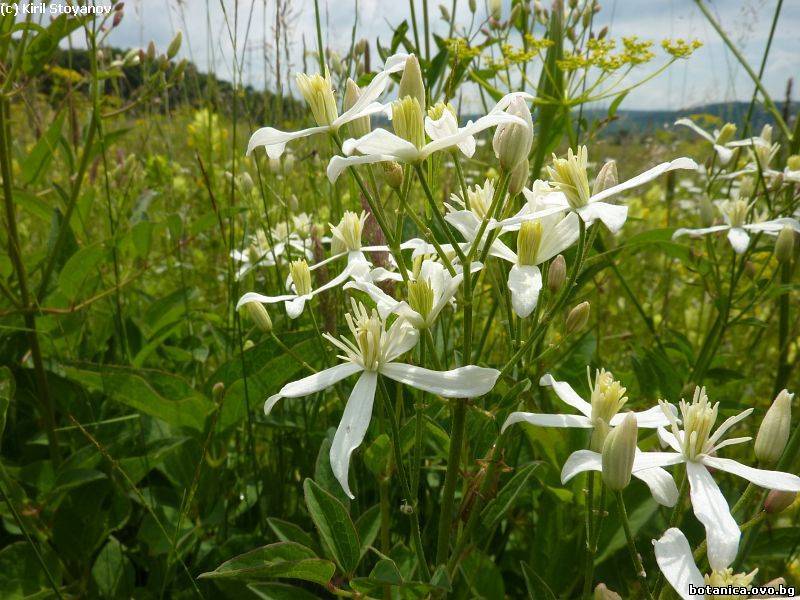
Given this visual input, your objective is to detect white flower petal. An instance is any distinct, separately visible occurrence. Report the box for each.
[537,211,581,263]
[236,291,297,310]
[421,112,527,159]
[611,404,674,429]
[327,153,397,183]
[633,468,679,506]
[247,125,329,158]
[711,436,751,452]
[590,157,698,204]
[312,264,357,296]
[332,53,409,126]
[630,452,685,471]
[344,279,401,320]
[330,371,379,499]
[743,217,800,234]
[560,449,601,483]
[577,202,629,233]
[382,320,420,362]
[501,412,593,432]
[285,296,308,319]
[672,225,730,239]
[727,227,750,254]
[686,460,739,572]
[653,528,706,600]
[381,363,499,398]
[264,362,364,414]
[343,128,419,159]
[707,408,753,446]
[713,144,734,166]
[507,264,542,319]
[674,118,715,144]
[658,427,684,453]
[538,374,593,418]
[701,456,800,492]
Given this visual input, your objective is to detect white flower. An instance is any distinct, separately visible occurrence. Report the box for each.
[264,300,501,498]
[672,199,800,254]
[501,369,678,506]
[633,387,800,571]
[326,92,533,182]
[674,118,749,166]
[654,528,759,600]
[446,198,579,317]
[246,53,410,158]
[344,258,465,329]
[236,258,353,319]
[526,146,697,233]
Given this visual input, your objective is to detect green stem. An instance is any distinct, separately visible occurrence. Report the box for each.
[582,472,596,597]
[616,492,655,600]
[435,398,468,565]
[773,260,792,394]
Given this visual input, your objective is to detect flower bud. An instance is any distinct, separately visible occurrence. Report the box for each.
[566,301,590,335]
[167,31,182,60]
[493,96,533,172]
[344,78,371,139]
[212,382,225,403]
[439,4,451,21]
[354,38,368,55]
[787,155,800,171]
[594,583,623,600]
[147,41,156,61]
[468,0,477,12]
[547,254,566,294]
[592,160,618,196]
[601,412,637,491]
[508,158,529,196]
[381,161,404,190]
[765,489,796,514]
[244,302,272,333]
[699,196,715,228]
[398,54,425,109]
[716,123,737,145]
[775,225,795,264]
[488,0,502,20]
[754,389,792,465]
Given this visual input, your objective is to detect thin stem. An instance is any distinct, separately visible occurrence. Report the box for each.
[616,492,655,600]
[435,398,468,565]
[582,472,596,597]
[313,0,325,73]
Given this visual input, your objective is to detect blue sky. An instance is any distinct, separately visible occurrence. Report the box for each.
[52,0,800,111]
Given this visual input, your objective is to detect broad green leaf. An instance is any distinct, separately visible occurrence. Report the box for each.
[91,537,134,599]
[355,504,381,558]
[22,15,86,76]
[266,518,317,553]
[0,541,62,599]
[21,113,65,185]
[314,436,351,507]
[198,541,334,586]
[364,433,392,476]
[249,582,321,600]
[57,244,106,300]
[303,478,361,575]
[520,560,557,600]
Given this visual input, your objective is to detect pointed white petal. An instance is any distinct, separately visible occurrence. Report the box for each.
[236,291,297,310]
[701,456,800,492]
[285,296,308,319]
[611,404,674,429]
[264,362,364,414]
[247,125,329,158]
[343,128,419,159]
[672,225,730,239]
[536,212,581,263]
[686,460,739,571]
[711,436,751,452]
[507,264,542,318]
[332,53,409,126]
[327,153,396,183]
[633,468,679,506]
[577,202,628,233]
[658,427,684,453]
[421,112,526,159]
[713,144,734,165]
[501,412,593,432]
[381,363,499,398]
[560,449,601,483]
[653,528,706,600]
[330,371,379,499]
[675,118,715,144]
[727,227,750,254]
[707,408,754,446]
[630,452,685,471]
[743,217,800,234]
[539,374,593,418]
[312,265,357,296]
[344,279,401,320]
[590,157,698,203]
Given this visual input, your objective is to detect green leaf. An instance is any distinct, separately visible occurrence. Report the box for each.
[0,541,62,599]
[249,582,322,600]
[198,542,334,586]
[91,537,134,599]
[303,478,361,575]
[21,113,65,185]
[0,367,13,445]
[364,433,392,476]
[266,518,317,553]
[314,436,351,507]
[520,561,557,600]
[355,504,381,558]
[22,15,86,76]
[57,244,106,300]
[480,462,541,532]
[60,364,213,431]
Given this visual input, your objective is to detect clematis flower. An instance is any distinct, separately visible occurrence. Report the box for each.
[672,199,800,254]
[675,118,744,166]
[326,92,533,182]
[264,300,501,498]
[523,146,698,233]
[246,53,410,159]
[631,387,800,571]
[446,197,580,318]
[344,258,467,329]
[231,221,316,280]
[236,258,354,319]
[502,369,678,505]
[654,528,761,600]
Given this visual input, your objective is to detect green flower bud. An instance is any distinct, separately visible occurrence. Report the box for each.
[547,254,566,294]
[601,412,638,491]
[754,389,793,466]
[469,0,477,13]
[439,4,451,22]
[296,70,338,127]
[488,0,502,20]
[398,54,426,109]
[381,161,404,190]
[593,583,623,600]
[354,38,368,55]
[592,160,618,196]
[244,302,273,333]
[775,225,795,264]
[212,382,225,403]
[699,196,715,228]
[493,96,533,172]
[716,123,737,145]
[167,31,182,60]
[787,154,800,171]
[765,489,796,514]
[508,158,530,197]
[566,301,590,335]
[344,78,371,139]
